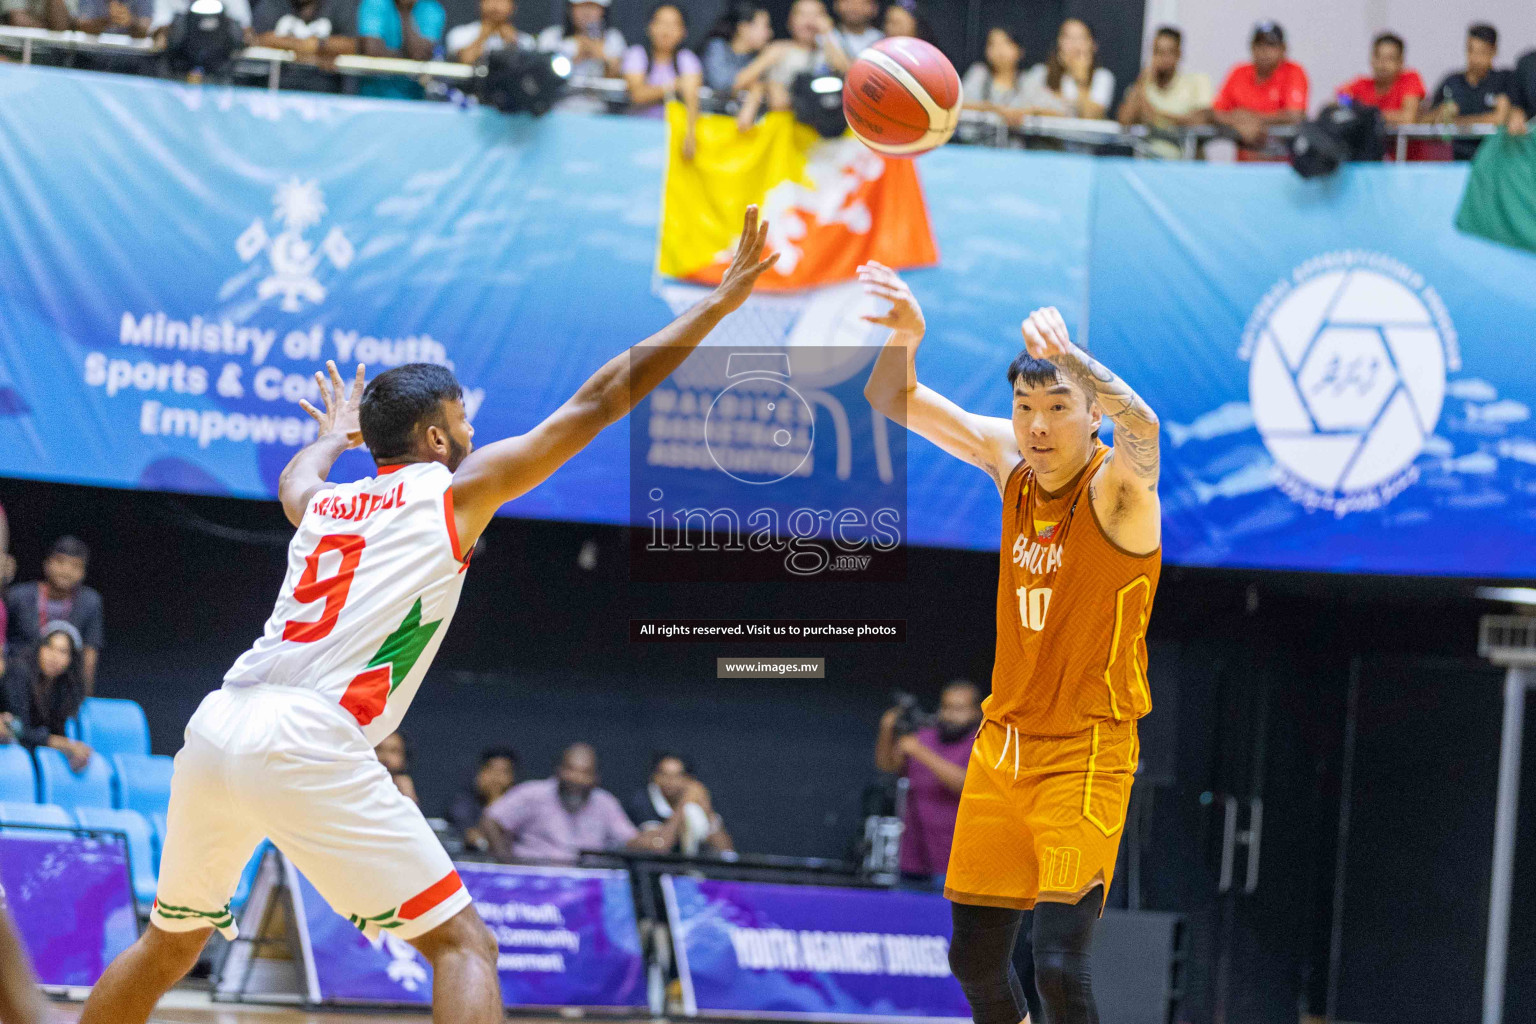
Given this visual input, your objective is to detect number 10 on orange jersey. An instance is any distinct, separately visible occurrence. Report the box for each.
[1015,586,1053,631]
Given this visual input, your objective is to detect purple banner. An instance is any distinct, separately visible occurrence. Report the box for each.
[298,862,645,1009]
[663,876,969,1021]
[0,833,138,987]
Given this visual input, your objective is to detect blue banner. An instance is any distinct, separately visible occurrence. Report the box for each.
[662,875,969,1021]
[2,64,1533,575]
[1089,162,1536,576]
[297,862,645,1009]
[0,833,138,987]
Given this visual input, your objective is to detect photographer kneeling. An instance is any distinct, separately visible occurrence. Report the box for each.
[874,680,982,888]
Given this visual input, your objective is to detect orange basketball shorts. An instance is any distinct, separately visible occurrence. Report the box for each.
[944,716,1138,913]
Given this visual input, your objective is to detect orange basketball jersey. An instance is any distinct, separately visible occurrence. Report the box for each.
[987,442,1161,736]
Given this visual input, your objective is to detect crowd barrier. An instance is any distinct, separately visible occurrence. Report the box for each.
[0,24,1498,157]
[12,830,1182,1021]
[0,830,138,991]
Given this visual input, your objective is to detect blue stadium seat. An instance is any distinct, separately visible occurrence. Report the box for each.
[77,698,151,757]
[64,715,81,741]
[0,801,74,836]
[0,746,36,803]
[74,807,157,908]
[35,748,114,811]
[113,753,174,818]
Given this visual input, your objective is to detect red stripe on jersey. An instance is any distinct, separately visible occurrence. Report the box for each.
[340,665,391,725]
[442,488,465,564]
[377,463,408,475]
[399,870,464,920]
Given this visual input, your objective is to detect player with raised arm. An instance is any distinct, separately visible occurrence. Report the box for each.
[860,261,1160,1024]
[77,207,778,1024]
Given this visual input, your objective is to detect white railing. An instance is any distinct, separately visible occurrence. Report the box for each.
[0,25,1505,159]
[956,108,1500,159]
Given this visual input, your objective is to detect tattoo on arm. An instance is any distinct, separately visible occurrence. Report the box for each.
[1051,345,1160,486]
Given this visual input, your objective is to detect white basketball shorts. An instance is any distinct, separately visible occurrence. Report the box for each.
[151,685,469,942]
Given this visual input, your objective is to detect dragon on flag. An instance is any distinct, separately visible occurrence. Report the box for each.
[658,106,939,289]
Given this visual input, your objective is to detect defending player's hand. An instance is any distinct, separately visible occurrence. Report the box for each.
[299,360,366,450]
[712,204,779,313]
[859,261,926,337]
[1021,306,1076,361]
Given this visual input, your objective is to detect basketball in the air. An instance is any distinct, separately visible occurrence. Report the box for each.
[843,37,963,157]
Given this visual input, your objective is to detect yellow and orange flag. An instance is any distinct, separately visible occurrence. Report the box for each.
[658,106,939,291]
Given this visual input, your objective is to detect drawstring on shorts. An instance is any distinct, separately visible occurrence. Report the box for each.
[992,723,1021,780]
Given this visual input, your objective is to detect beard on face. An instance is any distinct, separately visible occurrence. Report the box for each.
[937,716,981,743]
[445,432,470,471]
[558,781,590,812]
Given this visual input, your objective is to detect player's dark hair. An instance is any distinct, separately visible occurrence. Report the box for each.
[1007,351,1066,391]
[50,535,90,563]
[480,747,519,770]
[1372,31,1404,55]
[1469,23,1497,49]
[1154,25,1181,46]
[650,750,693,775]
[359,363,464,461]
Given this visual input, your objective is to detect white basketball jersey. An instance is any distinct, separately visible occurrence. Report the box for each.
[224,461,470,745]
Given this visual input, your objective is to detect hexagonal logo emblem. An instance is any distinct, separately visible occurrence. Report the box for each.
[1239,251,1461,515]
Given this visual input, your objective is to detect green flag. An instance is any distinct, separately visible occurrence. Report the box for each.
[1455,129,1536,257]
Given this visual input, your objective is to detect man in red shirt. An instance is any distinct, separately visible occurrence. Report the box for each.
[1213,20,1309,159]
[1337,32,1425,125]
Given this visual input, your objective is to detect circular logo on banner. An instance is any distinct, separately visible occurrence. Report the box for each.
[1240,251,1459,516]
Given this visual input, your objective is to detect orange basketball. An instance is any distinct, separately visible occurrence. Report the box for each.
[843,37,963,157]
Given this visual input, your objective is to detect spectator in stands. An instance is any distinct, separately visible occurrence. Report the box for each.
[701,2,769,94]
[6,537,103,696]
[1335,32,1424,127]
[622,2,702,155]
[880,0,929,43]
[150,0,251,40]
[1510,51,1534,134]
[1431,24,1516,160]
[355,0,444,99]
[1117,25,1212,157]
[830,0,880,59]
[374,730,419,805]
[448,746,517,850]
[1021,18,1114,120]
[248,0,356,91]
[1,0,72,30]
[625,752,734,855]
[701,1,770,128]
[537,0,623,78]
[0,622,93,772]
[735,0,848,113]
[480,742,641,863]
[445,0,531,64]
[874,680,981,884]
[961,26,1030,126]
[1515,49,1535,113]
[76,0,152,36]
[1212,20,1308,159]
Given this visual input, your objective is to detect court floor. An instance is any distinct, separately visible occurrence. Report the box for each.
[49,987,620,1023]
